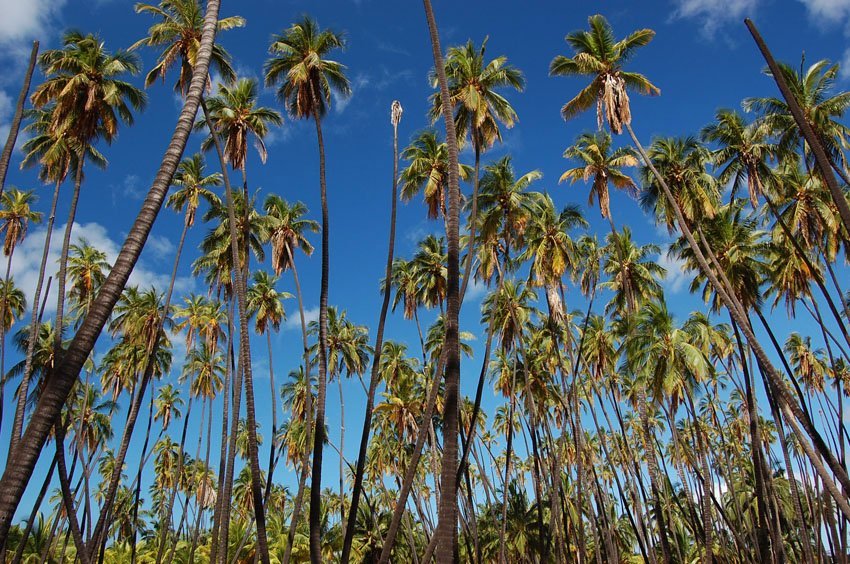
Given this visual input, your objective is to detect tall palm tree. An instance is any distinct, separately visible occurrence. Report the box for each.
[560,131,638,225]
[12,30,146,458]
[263,194,318,564]
[264,17,351,562]
[131,0,245,95]
[66,240,110,324]
[341,101,404,563]
[421,1,463,561]
[0,188,41,433]
[247,270,291,502]
[0,0,222,548]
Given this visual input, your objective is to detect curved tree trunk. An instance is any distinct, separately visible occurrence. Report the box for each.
[422,2,462,561]
[10,452,56,564]
[209,311,233,564]
[340,101,402,564]
[0,0,221,544]
[0,41,38,198]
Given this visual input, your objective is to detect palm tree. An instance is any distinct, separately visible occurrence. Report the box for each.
[560,131,638,225]
[421,2,463,561]
[131,0,245,95]
[167,152,222,235]
[400,130,472,222]
[519,193,586,323]
[264,17,351,562]
[341,101,404,562]
[66,240,111,324]
[11,30,145,460]
[263,195,318,564]
[196,77,282,195]
[0,0,222,548]
[744,58,850,179]
[247,270,291,502]
[0,188,41,433]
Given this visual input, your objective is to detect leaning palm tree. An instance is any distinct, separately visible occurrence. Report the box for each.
[264,17,351,562]
[0,0,222,550]
[553,11,850,549]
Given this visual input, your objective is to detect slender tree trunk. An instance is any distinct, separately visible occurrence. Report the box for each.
[281,245,313,564]
[307,82,332,564]
[10,155,81,458]
[129,380,157,564]
[209,312,232,564]
[5,178,61,442]
[263,329,277,508]
[10,452,56,564]
[0,41,38,198]
[626,121,850,511]
[0,0,221,543]
[341,101,402,563]
[202,98,269,564]
[421,2,462,561]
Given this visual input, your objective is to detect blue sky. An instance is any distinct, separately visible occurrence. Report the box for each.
[0,0,847,522]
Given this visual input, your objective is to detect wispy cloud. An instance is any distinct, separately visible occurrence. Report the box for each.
[670,0,760,38]
[0,0,66,61]
[657,247,690,294]
[10,221,195,316]
[283,306,319,332]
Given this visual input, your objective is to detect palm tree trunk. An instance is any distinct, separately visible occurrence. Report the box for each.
[341,102,402,563]
[0,41,38,198]
[189,395,215,563]
[626,120,850,513]
[7,177,61,442]
[0,246,17,436]
[10,452,56,564]
[10,153,81,459]
[263,329,277,506]
[307,80,333,564]
[421,2,462,562]
[745,19,850,234]
[281,244,313,564]
[209,316,232,564]
[202,98,270,564]
[54,420,89,563]
[0,0,222,544]
[129,381,157,564]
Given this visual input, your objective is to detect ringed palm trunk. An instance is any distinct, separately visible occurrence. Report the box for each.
[0,41,38,197]
[203,105,268,563]
[281,244,313,564]
[625,121,850,517]
[307,83,331,564]
[421,1,462,561]
[263,329,277,507]
[0,0,222,545]
[9,452,56,564]
[341,102,402,564]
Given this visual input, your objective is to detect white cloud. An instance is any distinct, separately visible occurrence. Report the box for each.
[671,0,760,37]
[334,74,370,114]
[283,306,319,332]
[0,0,66,54]
[657,247,690,293]
[798,0,850,22]
[463,278,488,302]
[9,221,195,316]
